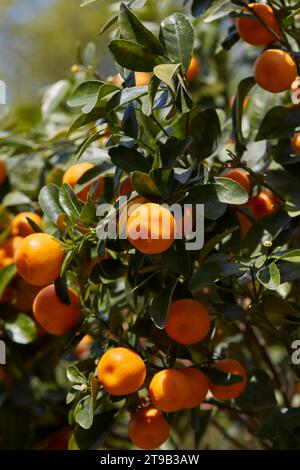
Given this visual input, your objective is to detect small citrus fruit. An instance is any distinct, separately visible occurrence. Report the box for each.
[186,55,201,82]
[11,212,43,237]
[249,189,281,219]
[0,160,7,185]
[14,233,65,286]
[97,347,146,396]
[33,285,81,335]
[62,162,104,202]
[236,3,281,46]
[221,168,251,194]
[149,369,191,412]
[135,72,152,86]
[254,49,297,93]
[209,359,247,400]
[180,368,209,408]
[128,407,169,450]
[165,299,211,345]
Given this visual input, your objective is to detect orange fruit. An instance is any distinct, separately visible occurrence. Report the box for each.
[135,72,152,86]
[221,168,251,194]
[249,189,281,219]
[42,427,72,450]
[254,49,297,93]
[62,162,104,202]
[14,233,65,286]
[128,407,169,450]
[0,160,7,185]
[11,212,43,237]
[165,299,211,346]
[0,236,23,269]
[209,359,247,400]
[291,132,300,154]
[119,177,134,196]
[149,369,191,412]
[33,285,81,335]
[236,3,281,46]
[14,278,41,312]
[236,211,252,238]
[180,368,209,409]
[186,55,201,82]
[97,347,146,396]
[74,334,94,359]
[126,202,175,255]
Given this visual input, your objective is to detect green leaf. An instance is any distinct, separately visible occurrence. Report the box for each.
[59,184,82,218]
[109,39,163,72]
[205,365,244,385]
[189,261,243,289]
[2,192,31,207]
[161,241,191,277]
[109,145,151,173]
[159,13,194,71]
[150,278,178,328]
[42,79,70,117]
[69,107,106,133]
[39,184,63,225]
[54,277,71,305]
[236,369,276,411]
[69,409,116,450]
[256,106,300,141]
[74,395,94,430]
[99,14,118,36]
[5,313,37,345]
[119,3,163,55]
[232,76,255,153]
[213,177,248,204]
[67,81,103,113]
[131,171,161,197]
[106,86,148,113]
[150,168,173,199]
[0,264,17,299]
[216,302,246,321]
[198,226,239,265]
[67,365,88,385]
[189,109,221,160]
[90,259,128,281]
[159,136,193,167]
[79,199,96,225]
[257,262,280,290]
[153,63,181,94]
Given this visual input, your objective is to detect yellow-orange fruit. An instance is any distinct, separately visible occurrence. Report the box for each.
[33,285,81,335]
[0,160,7,185]
[62,162,104,202]
[180,368,209,408]
[14,233,65,286]
[128,407,169,450]
[149,369,191,412]
[209,359,247,400]
[126,202,175,255]
[0,236,23,269]
[186,55,201,82]
[165,299,211,345]
[97,347,146,396]
[135,72,152,86]
[254,49,297,93]
[74,334,94,359]
[291,132,300,154]
[249,189,281,219]
[236,3,282,46]
[11,212,43,237]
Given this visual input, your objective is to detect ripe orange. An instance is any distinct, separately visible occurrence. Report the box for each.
[249,189,281,219]
[236,3,281,46]
[291,132,300,154]
[14,278,41,312]
[128,407,169,450]
[11,212,43,237]
[236,211,252,238]
[74,334,94,359]
[119,177,134,196]
[33,285,81,335]
[254,49,297,93]
[221,168,251,194]
[186,55,201,82]
[165,299,211,345]
[135,72,152,86]
[209,359,247,400]
[97,347,146,396]
[62,162,104,202]
[0,160,7,185]
[126,202,175,255]
[0,236,23,269]
[14,233,65,286]
[180,368,209,408]
[149,369,191,412]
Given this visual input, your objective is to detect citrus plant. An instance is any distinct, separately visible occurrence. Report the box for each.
[1,0,300,450]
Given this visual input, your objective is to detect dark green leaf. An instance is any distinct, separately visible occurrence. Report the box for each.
[232,77,255,153]
[189,261,243,289]
[109,39,163,72]
[131,171,161,197]
[39,184,63,225]
[256,106,300,141]
[160,13,194,71]
[189,109,221,160]
[257,262,280,290]
[74,395,94,430]
[0,264,17,299]
[150,278,178,328]
[109,145,151,173]
[59,183,82,218]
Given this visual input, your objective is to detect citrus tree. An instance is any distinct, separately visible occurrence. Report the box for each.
[1,0,300,450]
